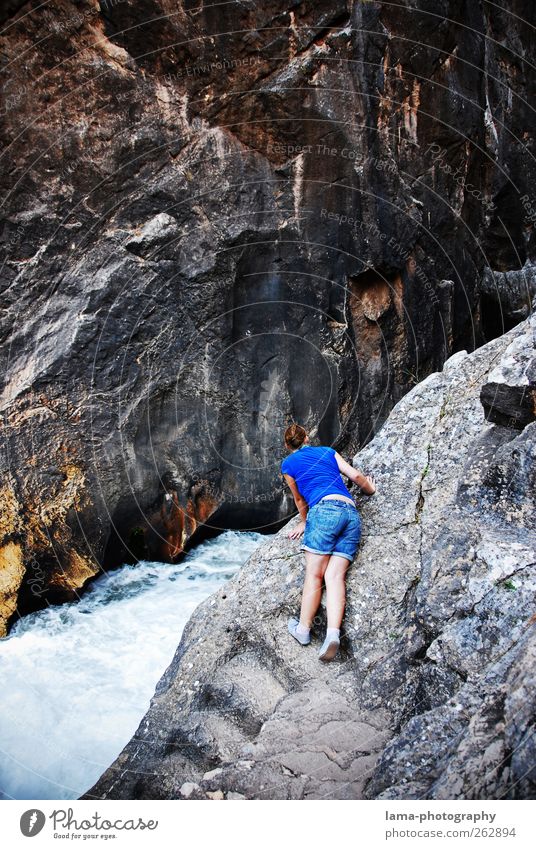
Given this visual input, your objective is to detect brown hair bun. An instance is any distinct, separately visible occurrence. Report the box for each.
[284,423,307,449]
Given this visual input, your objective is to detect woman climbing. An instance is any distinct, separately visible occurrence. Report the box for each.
[281,423,376,661]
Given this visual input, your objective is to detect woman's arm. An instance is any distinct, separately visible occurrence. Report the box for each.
[334,452,376,495]
[282,473,308,537]
[283,474,308,520]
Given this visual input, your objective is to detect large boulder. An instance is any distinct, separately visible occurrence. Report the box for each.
[82,313,535,800]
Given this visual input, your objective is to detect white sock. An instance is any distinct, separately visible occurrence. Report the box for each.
[326,628,340,641]
[296,622,310,637]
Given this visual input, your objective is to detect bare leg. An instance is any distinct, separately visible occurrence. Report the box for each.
[323,554,350,630]
[299,551,330,628]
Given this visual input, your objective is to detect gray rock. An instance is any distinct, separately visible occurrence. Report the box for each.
[82,313,536,800]
[480,318,536,429]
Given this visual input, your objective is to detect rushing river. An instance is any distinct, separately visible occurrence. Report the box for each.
[0,529,268,801]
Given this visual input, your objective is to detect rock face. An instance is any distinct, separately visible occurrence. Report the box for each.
[1,0,535,633]
[83,313,535,800]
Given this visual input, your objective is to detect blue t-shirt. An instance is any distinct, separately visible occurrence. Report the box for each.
[281,445,353,507]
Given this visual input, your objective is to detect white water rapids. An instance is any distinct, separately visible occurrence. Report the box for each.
[0,530,268,800]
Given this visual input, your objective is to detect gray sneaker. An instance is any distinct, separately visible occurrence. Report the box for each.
[288,617,311,646]
[318,635,340,661]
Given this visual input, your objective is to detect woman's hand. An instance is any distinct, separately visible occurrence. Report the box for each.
[364,473,376,495]
[287,520,306,539]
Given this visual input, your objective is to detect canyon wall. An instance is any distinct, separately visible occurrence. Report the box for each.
[1,0,535,631]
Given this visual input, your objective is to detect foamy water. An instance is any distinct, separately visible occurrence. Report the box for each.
[0,530,268,800]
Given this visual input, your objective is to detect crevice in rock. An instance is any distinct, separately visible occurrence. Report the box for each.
[0,0,27,27]
[415,442,432,524]
[411,642,434,662]
[345,266,408,443]
[308,10,351,49]
[479,292,523,344]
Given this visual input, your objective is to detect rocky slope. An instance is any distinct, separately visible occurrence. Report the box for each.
[1,1,535,633]
[83,312,535,800]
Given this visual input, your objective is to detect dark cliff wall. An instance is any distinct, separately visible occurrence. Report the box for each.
[1,0,535,632]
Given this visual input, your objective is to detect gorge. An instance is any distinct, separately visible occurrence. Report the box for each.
[0,0,535,801]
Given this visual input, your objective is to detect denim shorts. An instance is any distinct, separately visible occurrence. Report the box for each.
[300,498,362,562]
